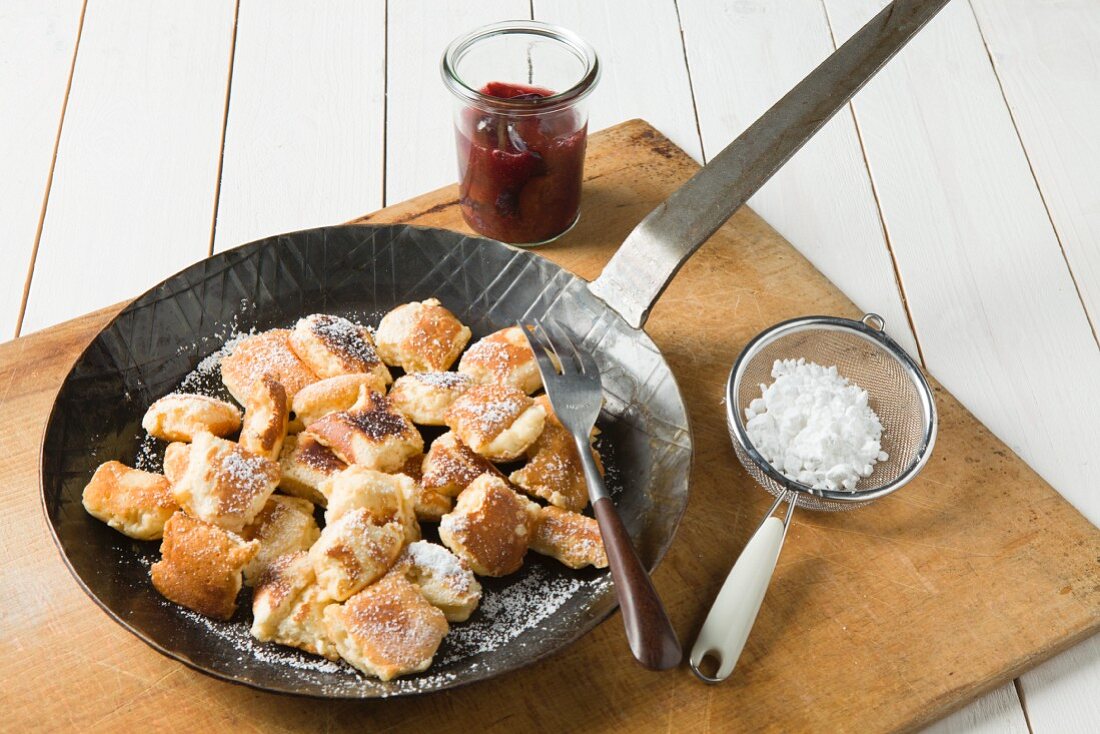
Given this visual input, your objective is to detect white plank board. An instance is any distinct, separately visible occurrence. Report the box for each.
[0,0,82,338]
[822,0,1100,526]
[22,0,235,334]
[968,6,1100,729]
[534,0,704,163]
[1016,634,1100,734]
[677,0,918,357]
[969,0,1100,342]
[385,0,529,205]
[213,0,386,252]
[923,682,1029,734]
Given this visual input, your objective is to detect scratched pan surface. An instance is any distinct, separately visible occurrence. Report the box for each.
[40,224,692,698]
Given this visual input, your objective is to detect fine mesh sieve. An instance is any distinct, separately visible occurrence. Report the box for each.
[727,313,937,512]
[690,313,937,684]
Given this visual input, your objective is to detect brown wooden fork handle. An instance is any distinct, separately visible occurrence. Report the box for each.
[592,496,683,670]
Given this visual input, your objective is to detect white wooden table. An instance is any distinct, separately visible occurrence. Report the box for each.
[3,1,1097,730]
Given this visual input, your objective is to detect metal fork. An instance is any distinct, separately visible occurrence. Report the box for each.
[519,317,682,671]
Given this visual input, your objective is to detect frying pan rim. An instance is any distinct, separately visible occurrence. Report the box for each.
[38,222,694,698]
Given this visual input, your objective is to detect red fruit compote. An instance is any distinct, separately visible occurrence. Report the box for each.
[443,22,600,246]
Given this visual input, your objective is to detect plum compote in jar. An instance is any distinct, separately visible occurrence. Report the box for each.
[442,22,600,246]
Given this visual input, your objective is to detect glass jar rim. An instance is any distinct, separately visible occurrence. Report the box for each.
[441,20,600,114]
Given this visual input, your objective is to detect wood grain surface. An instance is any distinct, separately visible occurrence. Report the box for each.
[0,120,1096,733]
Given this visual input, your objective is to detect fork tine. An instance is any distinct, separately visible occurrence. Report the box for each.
[574,336,599,377]
[558,328,588,376]
[537,317,583,375]
[517,320,560,385]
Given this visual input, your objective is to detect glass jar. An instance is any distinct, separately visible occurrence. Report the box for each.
[442,21,600,246]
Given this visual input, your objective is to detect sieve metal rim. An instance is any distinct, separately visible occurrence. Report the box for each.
[724,314,938,506]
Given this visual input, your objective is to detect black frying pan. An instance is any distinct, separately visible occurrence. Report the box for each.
[40,0,948,698]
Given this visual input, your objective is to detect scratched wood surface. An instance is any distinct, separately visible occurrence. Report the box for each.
[0,121,1096,733]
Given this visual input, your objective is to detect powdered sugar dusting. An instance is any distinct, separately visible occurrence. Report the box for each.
[304,314,381,368]
[125,310,624,695]
[410,371,473,389]
[157,565,609,696]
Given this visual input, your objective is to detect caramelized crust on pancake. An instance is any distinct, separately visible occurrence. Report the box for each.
[150,511,259,620]
[510,396,600,512]
[163,442,190,486]
[250,552,338,659]
[374,299,472,373]
[239,375,289,460]
[308,509,405,601]
[529,505,608,570]
[321,466,419,543]
[220,329,317,404]
[141,394,241,443]
[396,453,451,522]
[458,327,541,394]
[388,371,474,426]
[420,432,501,497]
[171,431,280,533]
[306,388,423,472]
[290,373,387,433]
[277,434,346,506]
[438,474,537,577]
[289,314,392,385]
[252,551,314,636]
[82,461,177,540]
[324,574,449,681]
[444,384,545,461]
[390,541,482,622]
[240,495,321,586]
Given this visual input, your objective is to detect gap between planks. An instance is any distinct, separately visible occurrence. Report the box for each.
[818,0,927,367]
[965,0,1098,349]
[206,0,241,257]
[671,0,706,164]
[14,0,87,339]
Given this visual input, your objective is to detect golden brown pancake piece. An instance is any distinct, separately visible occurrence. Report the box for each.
[141,393,241,443]
[290,373,387,432]
[397,452,453,522]
[240,495,321,586]
[308,508,405,601]
[321,466,420,543]
[171,431,280,533]
[81,461,178,540]
[324,574,449,681]
[420,431,500,498]
[239,375,289,460]
[509,395,600,512]
[150,511,259,620]
[289,314,392,385]
[306,388,423,472]
[389,540,482,622]
[529,505,607,570]
[374,298,472,373]
[387,371,474,426]
[220,329,317,404]
[444,383,545,461]
[163,442,190,486]
[250,552,338,660]
[458,326,541,394]
[438,474,537,577]
[277,433,346,506]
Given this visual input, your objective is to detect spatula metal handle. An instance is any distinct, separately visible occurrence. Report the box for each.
[589,0,952,329]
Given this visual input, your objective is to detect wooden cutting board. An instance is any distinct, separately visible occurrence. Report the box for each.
[1,119,1096,733]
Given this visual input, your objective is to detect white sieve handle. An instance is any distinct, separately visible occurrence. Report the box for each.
[689,499,793,683]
